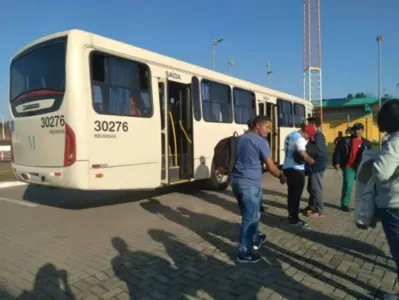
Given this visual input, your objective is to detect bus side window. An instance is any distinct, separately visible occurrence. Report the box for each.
[92,85,104,113]
[201,80,232,123]
[277,99,293,127]
[233,88,255,124]
[294,103,306,127]
[90,51,153,118]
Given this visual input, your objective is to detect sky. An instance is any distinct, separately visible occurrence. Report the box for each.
[0,0,398,119]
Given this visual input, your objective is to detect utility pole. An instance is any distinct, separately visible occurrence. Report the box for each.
[266,61,273,87]
[377,35,383,149]
[212,38,224,70]
[304,0,323,128]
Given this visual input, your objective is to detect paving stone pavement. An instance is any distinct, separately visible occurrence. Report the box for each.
[0,169,397,299]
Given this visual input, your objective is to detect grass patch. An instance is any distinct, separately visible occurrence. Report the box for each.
[0,167,15,181]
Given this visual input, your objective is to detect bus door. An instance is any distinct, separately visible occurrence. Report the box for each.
[159,78,194,184]
[169,80,194,181]
[266,103,278,163]
[158,79,169,184]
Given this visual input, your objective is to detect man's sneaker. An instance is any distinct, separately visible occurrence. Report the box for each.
[289,218,308,227]
[236,253,262,264]
[253,234,267,250]
[341,206,350,212]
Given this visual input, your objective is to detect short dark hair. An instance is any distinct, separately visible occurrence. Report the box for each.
[307,116,321,127]
[378,99,399,134]
[247,118,254,129]
[253,115,271,126]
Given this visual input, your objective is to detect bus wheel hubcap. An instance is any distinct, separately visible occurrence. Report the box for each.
[216,172,227,184]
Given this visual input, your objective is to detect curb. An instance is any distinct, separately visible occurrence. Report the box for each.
[0,181,28,189]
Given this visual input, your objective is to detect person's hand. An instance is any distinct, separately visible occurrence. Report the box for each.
[279,173,287,184]
[334,164,340,171]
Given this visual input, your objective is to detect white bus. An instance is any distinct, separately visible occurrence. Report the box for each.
[9,29,313,191]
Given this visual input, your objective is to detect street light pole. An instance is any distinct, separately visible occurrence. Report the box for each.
[228,60,235,75]
[377,35,384,149]
[212,38,224,70]
[396,83,399,98]
[266,61,273,87]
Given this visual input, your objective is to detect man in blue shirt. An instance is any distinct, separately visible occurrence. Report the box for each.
[282,124,316,227]
[304,117,328,218]
[232,115,286,264]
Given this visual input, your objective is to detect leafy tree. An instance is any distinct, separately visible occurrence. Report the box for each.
[354,92,367,98]
[382,94,393,101]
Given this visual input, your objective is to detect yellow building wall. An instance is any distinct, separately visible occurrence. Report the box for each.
[322,115,380,144]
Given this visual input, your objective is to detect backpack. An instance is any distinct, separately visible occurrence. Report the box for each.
[293,140,318,164]
[213,132,239,175]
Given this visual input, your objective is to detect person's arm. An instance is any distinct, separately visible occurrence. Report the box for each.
[296,137,315,165]
[317,133,327,156]
[259,139,285,180]
[373,140,399,182]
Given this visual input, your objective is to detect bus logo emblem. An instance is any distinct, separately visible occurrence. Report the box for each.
[28,136,36,150]
[23,103,40,111]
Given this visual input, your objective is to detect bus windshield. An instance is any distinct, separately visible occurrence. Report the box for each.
[10,38,66,103]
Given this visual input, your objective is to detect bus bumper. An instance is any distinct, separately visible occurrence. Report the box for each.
[11,161,89,190]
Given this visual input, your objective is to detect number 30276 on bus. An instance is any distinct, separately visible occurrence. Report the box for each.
[94,120,128,132]
[40,115,65,128]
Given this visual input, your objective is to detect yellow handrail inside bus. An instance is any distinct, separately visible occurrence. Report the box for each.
[168,145,172,166]
[178,121,192,144]
[168,112,178,167]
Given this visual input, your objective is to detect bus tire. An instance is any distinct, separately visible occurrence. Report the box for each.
[206,160,231,191]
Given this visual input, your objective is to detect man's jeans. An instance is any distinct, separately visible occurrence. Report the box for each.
[378,207,399,281]
[232,183,262,255]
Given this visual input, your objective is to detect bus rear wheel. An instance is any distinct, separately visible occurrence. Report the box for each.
[206,160,231,191]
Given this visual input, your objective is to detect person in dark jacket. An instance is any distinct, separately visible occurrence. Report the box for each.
[332,123,372,212]
[303,117,328,218]
[333,131,343,145]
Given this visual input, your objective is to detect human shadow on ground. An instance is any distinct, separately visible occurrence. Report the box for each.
[17,263,75,299]
[0,289,13,300]
[168,190,388,298]
[111,237,188,300]
[260,188,343,211]
[141,199,348,299]
[148,228,333,300]
[189,189,387,262]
